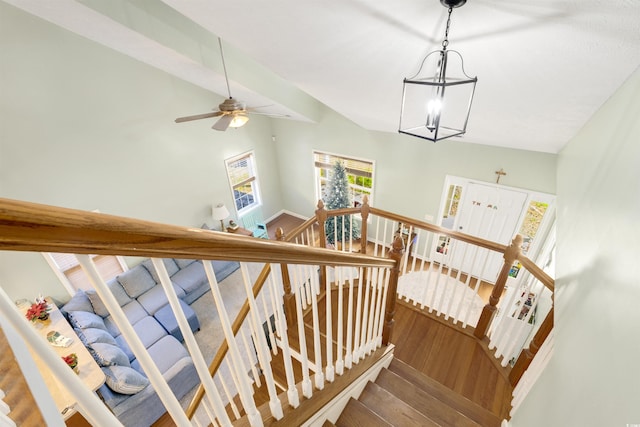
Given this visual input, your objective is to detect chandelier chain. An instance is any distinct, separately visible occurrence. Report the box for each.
[442,7,453,49]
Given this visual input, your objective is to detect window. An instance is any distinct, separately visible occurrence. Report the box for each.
[226,151,261,214]
[43,252,127,295]
[313,151,374,207]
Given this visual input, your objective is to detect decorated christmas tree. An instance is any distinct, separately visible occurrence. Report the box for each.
[325,161,360,244]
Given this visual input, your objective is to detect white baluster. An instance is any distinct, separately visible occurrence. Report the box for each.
[217,369,241,419]
[269,265,299,408]
[359,267,371,358]
[373,216,381,257]
[291,265,313,399]
[305,265,324,390]
[344,267,354,370]
[151,258,232,426]
[352,267,364,363]
[202,260,263,427]
[259,292,277,356]
[335,267,345,376]
[240,263,284,420]
[238,328,261,388]
[365,268,378,355]
[325,265,335,383]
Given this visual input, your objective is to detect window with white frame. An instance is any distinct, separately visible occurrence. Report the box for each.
[43,252,128,295]
[226,151,261,214]
[313,151,374,207]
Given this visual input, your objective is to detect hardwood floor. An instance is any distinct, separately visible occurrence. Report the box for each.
[391,300,512,420]
[0,327,47,427]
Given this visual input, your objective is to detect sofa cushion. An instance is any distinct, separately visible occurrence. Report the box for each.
[102,365,149,395]
[153,300,200,342]
[117,265,157,299]
[142,258,179,284]
[173,258,196,269]
[86,279,132,317]
[131,335,189,375]
[68,311,107,331]
[76,327,117,346]
[133,316,167,349]
[171,262,208,294]
[61,290,94,315]
[91,343,130,367]
[103,300,148,337]
[136,283,186,315]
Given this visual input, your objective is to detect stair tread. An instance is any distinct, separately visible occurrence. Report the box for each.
[376,369,482,427]
[336,398,393,427]
[388,358,502,427]
[322,420,337,427]
[359,381,440,427]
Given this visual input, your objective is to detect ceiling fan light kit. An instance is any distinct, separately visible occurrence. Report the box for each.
[399,0,477,143]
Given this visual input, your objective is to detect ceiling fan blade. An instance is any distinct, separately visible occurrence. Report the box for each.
[212,114,234,131]
[246,111,291,118]
[175,111,222,123]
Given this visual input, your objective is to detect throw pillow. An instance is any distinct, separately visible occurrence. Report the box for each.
[76,327,117,346]
[142,258,180,283]
[60,290,94,315]
[117,265,157,298]
[102,365,149,395]
[90,342,130,367]
[68,311,107,331]
[86,279,132,317]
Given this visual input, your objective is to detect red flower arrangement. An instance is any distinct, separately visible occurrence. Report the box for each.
[25,301,50,322]
[62,353,78,369]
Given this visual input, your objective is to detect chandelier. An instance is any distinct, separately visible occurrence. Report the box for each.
[399,0,477,142]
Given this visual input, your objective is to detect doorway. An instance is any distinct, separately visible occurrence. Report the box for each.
[432,176,555,283]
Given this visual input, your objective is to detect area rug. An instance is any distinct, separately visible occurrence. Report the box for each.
[397,270,485,326]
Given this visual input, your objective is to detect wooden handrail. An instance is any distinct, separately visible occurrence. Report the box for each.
[0,198,394,269]
[518,257,554,291]
[284,216,318,243]
[369,206,508,254]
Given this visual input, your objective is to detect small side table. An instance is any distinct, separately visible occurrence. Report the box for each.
[23,298,105,420]
[227,226,253,237]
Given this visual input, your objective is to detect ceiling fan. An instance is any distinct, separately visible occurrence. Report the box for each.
[175,38,286,131]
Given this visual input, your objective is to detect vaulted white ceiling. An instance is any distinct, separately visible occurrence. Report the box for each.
[6,0,640,153]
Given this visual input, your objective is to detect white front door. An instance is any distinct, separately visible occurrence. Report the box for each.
[435,182,528,283]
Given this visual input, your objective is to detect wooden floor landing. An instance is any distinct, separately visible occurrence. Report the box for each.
[392,299,513,420]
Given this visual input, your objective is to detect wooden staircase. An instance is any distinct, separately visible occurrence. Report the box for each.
[329,358,502,427]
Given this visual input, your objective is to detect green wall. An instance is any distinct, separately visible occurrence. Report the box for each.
[509,67,640,425]
[0,3,282,303]
[272,108,556,222]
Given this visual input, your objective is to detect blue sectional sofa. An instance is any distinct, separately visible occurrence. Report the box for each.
[60,257,239,426]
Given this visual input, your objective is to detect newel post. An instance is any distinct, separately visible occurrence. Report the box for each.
[382,236,404,345]
[509,306,554,386]
[359,196,369,255]
[277,228,296,327]
[474,235,523,339]
[316,200,328,249]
